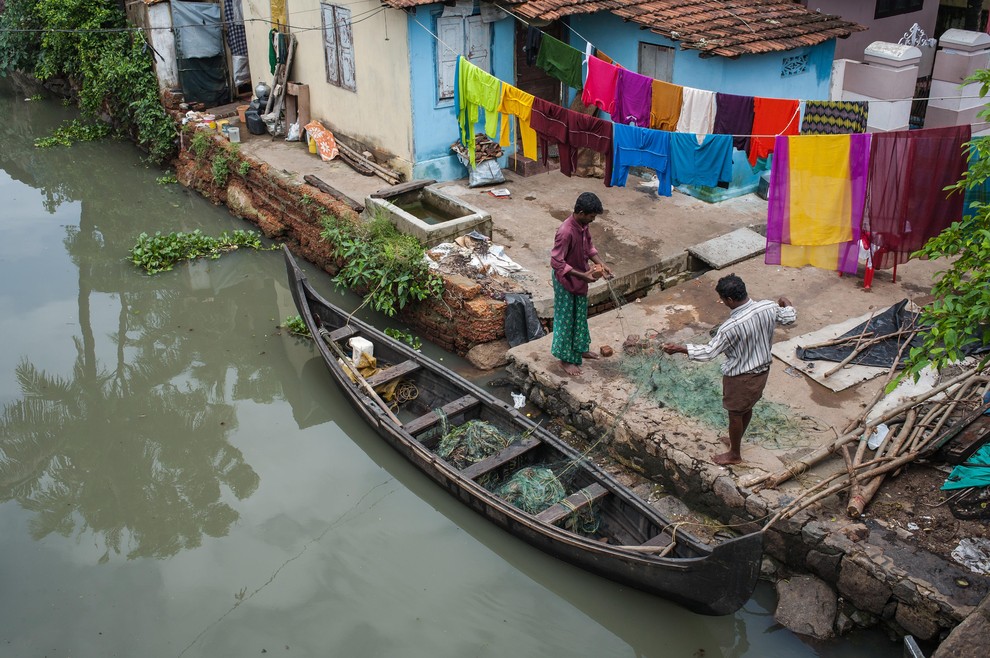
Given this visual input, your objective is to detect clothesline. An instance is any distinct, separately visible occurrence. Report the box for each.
[495,7,987,109]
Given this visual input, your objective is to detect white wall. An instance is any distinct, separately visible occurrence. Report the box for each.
[241,0,414,172]
[806,0,940,61]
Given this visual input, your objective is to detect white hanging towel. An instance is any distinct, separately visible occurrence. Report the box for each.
[676,87,716,134]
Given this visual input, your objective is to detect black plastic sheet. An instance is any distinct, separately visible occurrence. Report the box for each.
[504,293,545,347]
[797,299,922,369]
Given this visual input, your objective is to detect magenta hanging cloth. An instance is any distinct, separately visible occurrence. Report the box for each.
[612,68,653,127]
[765,133,870,274]
[864,125,971,270]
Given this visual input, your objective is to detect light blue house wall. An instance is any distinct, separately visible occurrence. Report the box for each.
[569,13,835,100]
[407,6,514,181]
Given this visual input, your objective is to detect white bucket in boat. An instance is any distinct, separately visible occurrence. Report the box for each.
[348,336,374,364]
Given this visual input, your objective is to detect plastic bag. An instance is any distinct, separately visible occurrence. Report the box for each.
[511,392,526,409]
[468,159,505,188]
[285,122,300,142]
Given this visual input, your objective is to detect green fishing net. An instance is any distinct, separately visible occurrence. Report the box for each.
[620,348,815,450]
[493,465,600,535]
[434,417,513,470]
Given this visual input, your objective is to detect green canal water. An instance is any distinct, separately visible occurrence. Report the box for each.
[0,79,898,657]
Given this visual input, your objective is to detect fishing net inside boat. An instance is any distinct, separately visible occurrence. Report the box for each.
[620,348,815,450]
[433,411,514,470]
[493,464,600,535]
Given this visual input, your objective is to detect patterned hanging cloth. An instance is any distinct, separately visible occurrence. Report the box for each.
[800,101,869,135]
[864,126,971,270]
[765,133,870,274]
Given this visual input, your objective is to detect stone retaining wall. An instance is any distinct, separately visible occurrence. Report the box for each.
[174,129,506,354]
[507,358,985,644]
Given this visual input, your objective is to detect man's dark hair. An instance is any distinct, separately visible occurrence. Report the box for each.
[716,274,747,302]
[574,192,604,215]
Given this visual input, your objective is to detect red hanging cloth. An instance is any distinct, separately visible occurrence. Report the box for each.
[864,126,971,271]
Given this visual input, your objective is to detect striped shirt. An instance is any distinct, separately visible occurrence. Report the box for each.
[686,299,796,376]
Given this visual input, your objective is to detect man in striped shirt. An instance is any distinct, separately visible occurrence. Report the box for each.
[663,274,796,465]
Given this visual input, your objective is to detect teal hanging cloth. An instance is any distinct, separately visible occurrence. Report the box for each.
[942,443,990,490]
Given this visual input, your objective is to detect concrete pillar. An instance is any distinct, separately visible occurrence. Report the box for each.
[925,29,990,134]
[841,42,922,132]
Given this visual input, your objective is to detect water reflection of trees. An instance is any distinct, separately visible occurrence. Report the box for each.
[0,80,265,562]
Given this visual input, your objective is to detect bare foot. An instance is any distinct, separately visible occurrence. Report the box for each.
[582,351,600,360]
[712,451,742,466]
[561,362,582,376]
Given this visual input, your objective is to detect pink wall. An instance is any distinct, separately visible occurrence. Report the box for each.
[804,1,940,60]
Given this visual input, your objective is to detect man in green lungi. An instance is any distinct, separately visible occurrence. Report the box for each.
[550,192,612,376]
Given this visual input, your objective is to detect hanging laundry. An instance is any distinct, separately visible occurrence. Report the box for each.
[530,96,568,167]
[669,133,734,188]
[498,84,538,161]
[455,56,502,168]
[864,125,971,270]
[714,92,754,152]
[525,27,542,67]
[650,80,683,132]
[610,123,671,195]
[749,97,800,166]
[612,69,653,126]
[675,87,715,135]
[536,34,584,90]
[559,110,613,182]
[800,100,869,135]
[582,55,620,114]
[765,134,870,274]
[595,49,614,65]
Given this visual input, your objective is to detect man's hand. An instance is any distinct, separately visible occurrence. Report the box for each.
[600,263,614,280]
[663,343,686,355]
[778,296,792,308]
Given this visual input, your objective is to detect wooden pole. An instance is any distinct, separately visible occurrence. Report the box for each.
[320,328,403,426]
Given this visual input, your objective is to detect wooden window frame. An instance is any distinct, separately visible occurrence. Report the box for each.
[321,3,356,92]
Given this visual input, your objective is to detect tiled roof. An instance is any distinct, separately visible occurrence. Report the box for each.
[509,0,866,58]
[380,0,437,8]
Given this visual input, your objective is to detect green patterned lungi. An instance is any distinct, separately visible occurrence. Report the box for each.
[551,276,590,365]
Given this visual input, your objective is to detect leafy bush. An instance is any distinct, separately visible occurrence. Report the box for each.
[0,0,177,163]
[320,212,443,316]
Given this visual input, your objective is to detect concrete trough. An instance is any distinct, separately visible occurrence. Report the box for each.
[364,184,492,247]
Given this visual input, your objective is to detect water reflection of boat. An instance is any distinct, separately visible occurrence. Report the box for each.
[284,247,762,615]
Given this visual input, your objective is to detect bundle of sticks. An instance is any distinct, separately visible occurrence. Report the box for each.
[750,333,990,528]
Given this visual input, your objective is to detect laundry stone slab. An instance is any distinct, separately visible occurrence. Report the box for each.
[688,227,766,269]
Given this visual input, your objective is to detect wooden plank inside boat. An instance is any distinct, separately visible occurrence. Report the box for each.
[460,437,540,480]
[536,483,609,525]
[365,360,420,388]
[405,394,480,440]
[327,325,358,343]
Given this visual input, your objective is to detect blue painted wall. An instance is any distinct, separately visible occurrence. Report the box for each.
[569,13,835,101]
[407,5,514,181]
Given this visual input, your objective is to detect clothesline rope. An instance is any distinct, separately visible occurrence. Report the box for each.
[495,8,990,111]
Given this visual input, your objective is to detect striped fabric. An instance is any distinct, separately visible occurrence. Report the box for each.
[224,0,248,57]
[800,100,868,135]
[687,299,796,376]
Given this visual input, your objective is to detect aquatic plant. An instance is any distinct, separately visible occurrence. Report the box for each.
[130,229,274,274]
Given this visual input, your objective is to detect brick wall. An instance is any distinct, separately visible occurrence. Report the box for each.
[175,129,506,355]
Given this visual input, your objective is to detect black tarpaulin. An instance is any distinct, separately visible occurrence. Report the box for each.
[797,300,922,369]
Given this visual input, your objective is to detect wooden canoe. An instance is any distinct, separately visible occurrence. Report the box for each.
[283,247,762,615]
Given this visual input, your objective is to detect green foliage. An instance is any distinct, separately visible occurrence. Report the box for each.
[301,194,314,206]
[0,0,177,163]
[319,212,443,317]
[211,151,233,187]
[190,131,212,160]
[895,68,990,385]
[384,327,422,350]
[130,229,274,274]
[156,172,178,185]
[34,119,111,148]
[238,160,251,176]
[282,316,310,337]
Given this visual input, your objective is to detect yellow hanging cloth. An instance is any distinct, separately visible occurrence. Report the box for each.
[497,84,538,161]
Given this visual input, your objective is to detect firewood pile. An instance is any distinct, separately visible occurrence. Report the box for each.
[754,331,990,528]
[450,134,503,164]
